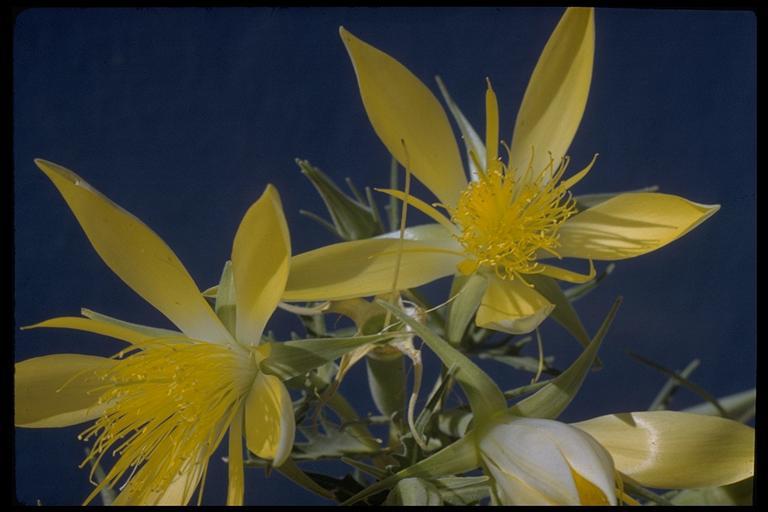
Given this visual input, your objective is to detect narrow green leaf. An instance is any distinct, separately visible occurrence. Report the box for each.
[297,159,381,241]
[366,352,406,417]
[376,300,506,424]
[683,388,756,422]
[433,476,491,505]
[649,358,700,411]
[446,274,488,345]
[276,458,336,500]
[562,263,615,302]
[261,334,394,380]
[508,297,622,419]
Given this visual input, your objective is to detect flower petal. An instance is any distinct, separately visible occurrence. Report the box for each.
[510,8,595,180]
[23,315,178,345]
[244,373,295,467]
[231,185,290,344]
[15,354,114,428]
[573,411,755,489]
[112,449,206,505]
[34,159,233,345]
[476,275,554,334]
[283,238,463,302]
[556,193,720,260]
[339,27,467,208]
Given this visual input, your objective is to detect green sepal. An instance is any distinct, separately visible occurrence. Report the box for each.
[508,297,622,419]
[366,351,406,417]
[297,159,382,241]
[445,273,487,345]
[384,478,444,505]
[261,334,393,380]
[667,477,753,506]
[376,300,506,425]
[214,260,237,337]
[343,431,480,505]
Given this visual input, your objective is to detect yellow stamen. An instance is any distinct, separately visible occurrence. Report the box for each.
[451,154,577,280]
[78,340,256,505]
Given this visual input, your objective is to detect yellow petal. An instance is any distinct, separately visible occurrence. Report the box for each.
[227,407,245,506]
[231,185,290,344]
[34,159,233,345]
[112,449,206,505]
[245,373,295,467]
[23,315,177,345]
[573,411,755,489]
[339,27,467,208]
[15,354,114,428]
[510,8,595,180]
[476,275,554,334]
[283,238,463,302]
[556,193,720,260]
[375,188,457,233]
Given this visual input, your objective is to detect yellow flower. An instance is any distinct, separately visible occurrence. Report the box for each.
[283,8,719,334]
[15,159,295,505]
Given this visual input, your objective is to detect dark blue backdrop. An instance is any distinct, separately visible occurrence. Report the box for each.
[13,7,755,506]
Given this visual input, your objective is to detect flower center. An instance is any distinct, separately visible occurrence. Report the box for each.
[451,159,576,280]
[79,339,256,505]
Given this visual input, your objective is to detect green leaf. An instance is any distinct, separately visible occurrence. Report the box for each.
[366,352,406,417]
[261,334,394,380]
[446,273,487,345]
[376,300,506,424]
[562,263,615,302]
[297,159,382,241]
[293,422,381,460]
[433,476,491,505]
[683,388,756,423]
[666,477,753,506]
[508,297,622,419]
[276,458,336,500]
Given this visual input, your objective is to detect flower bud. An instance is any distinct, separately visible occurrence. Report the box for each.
[478,416,617,505]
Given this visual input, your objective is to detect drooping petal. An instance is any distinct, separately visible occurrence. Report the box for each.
[231,185,291,344]
[476,275,554,334]
[111,450,206,505]
[573,411,755,489]
[339,27,467,208]
[244,373,295,467]
[15,354,114,428]
[510,8,595,180]
[23,315,178,345]
[34,159,233,345]
[283,238,463,302]
[555,192,720,260]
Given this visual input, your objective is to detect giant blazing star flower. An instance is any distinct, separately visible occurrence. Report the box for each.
[283,8,719,334]
[15,160,296,505]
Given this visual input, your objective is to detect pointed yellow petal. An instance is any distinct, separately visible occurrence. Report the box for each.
[231,185,290,344]
[227,407,245,506]
[34,159,233,345]
[573,411,755,489]
[538,260,595,284]
[556,193,720,260]
[244,373,295,467]
[510,8,595,179]
[485,78,500,173]
[15,354,114,428]
[23,315,178,345]
[339,27,467,208]
[476,275,554,334]
[283,238,463,302]
[112,450,206,505]
[375,188,457,233]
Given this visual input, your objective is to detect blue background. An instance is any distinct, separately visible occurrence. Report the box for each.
[13,7,755,506]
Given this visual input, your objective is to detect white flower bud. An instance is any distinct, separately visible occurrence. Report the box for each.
[478,416,617,505]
